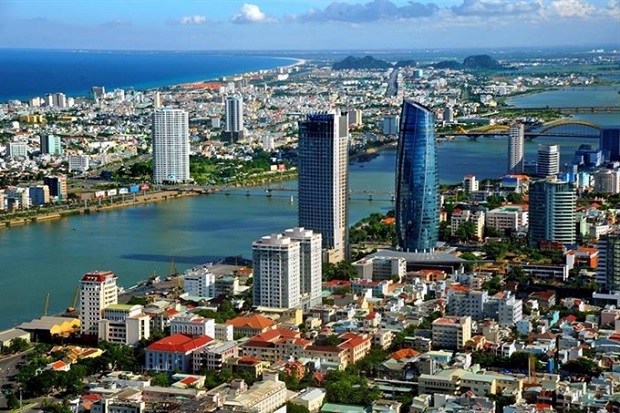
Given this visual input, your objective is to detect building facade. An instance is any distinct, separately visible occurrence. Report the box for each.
[462,175,479,194]
[537,144,560,177]
[98,304,150,346]
[152,108,190,184]
[284,227,323,309]
[528,179,576,248]
[431,316,472,350]
[40,135,63,155]
[600,127,620,162]
[298,112,349,262]
[596,231,620,292]
[80,271,118,336]
[183,267,215,297]
[224,95,244,141]
[395,100,439,252]
[252,234,301,309]
[507,123,524,174]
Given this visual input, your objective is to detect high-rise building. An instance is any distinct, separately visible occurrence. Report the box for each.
[29,185,50,206]
[53,92,68,109]
[40,135,63,155]
[463,175,478,194]
[252,233,301,309]
[443,106,454,123]
[152,108,190,184]
[43,175,67,200]
[383,115,399,136]
[79,271,118,336]
[537,144,560,177]
[528,179,576,248]
[596,231,620,292]
[507,123,524,174]
[395,100,439,252]
[7,142,28,158]
[224,96,244,141]
[600,127,620,162]
[284,227,323,309]
[298,112,349,262]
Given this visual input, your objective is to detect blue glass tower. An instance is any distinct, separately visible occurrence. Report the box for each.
[395,100,439,252]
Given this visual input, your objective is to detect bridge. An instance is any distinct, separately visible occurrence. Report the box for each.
[437,120,602,141]
[506,106,620,114]
[196,185,395,201]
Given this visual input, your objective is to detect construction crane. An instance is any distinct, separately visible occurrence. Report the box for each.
[523,332,540,388]
[169,257,178,278]
[43,292,50,317]
[66,286,79,313]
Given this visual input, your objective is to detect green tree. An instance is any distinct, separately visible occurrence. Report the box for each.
[151,373,170,387]
[8,337,30,353]
[286,402,310,413]
[455,221,477,242]
[506,192,523,204]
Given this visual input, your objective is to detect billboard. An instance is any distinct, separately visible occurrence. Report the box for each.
[119,188,129,195]
[129,185,140,193]
[107,189,118,196]
[95,191,106,198]
[140,184,150,191]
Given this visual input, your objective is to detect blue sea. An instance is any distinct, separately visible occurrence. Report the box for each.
[0,49,297,102]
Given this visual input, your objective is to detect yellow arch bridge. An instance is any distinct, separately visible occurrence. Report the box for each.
[437,120,602,141]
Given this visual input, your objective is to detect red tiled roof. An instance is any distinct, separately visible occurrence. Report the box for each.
[82,394,101,401]
[226,315,275,330]
[389,348,420,360]
[81,271,116,283]
[180,377,198,385]
[146,334,213,353]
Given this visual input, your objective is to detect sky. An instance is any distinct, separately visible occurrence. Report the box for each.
[0,0,619,51]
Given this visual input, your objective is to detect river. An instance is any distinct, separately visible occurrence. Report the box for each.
[0,85,618,330]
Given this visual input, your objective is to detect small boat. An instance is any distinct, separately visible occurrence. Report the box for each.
[289,195,294,204]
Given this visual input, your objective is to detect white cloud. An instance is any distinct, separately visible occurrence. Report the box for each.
[179,15,208,25]
[231,4,273,24]
[551,0,596,17]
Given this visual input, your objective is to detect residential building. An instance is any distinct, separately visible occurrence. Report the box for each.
[298,112,349,262]
[431,316,472,350]
[98,304,150,346]
[347,108,362,126]
[152,107,190,184]
[383,115,399,135]
[192,341,238,373]
[395,100,439,252]
[528,179,576,248]
[224,95,244,141]
[53,92,68,108]
[486,205,528,233]
[537,144,560,177]
[208,372,287,413]
[498,292,523,327]
[252,233,301,309]
[68,155,90,172]
[284,227,323,309]
[463,175,479,194]
[79,271,118,337]
[169,314,215,338]
[451,209,485,240]
[508,123,525,174]
[7,142,28,158]
[183,267,215,297]
[40,135,62,155]
[225,315,276,338]
[592,169,620,194]
[447,289,488,321]
[145,334,213,373]
[597,231,620,291]
[29,185,50,206]
[600,127,620,161]
[352,256,406,282]
[43,175,67,200]
[289,388,326,413]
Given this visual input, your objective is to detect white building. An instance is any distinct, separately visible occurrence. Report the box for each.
[383,115,399,135]
[498,292,523,327]
[98,304,151,346]
[462,175,479,194]
[298,112,349,262]
[68,155,90,172]
[80,271,118,336]
[152,108,190,184]
[537,144,560,177]
[183,266,215,297]
[451,209,485,240]
[7,142,28,158]
[252,233,301,309]
[447,289,488,321]
[431,316,472,350]
[507,123,524,174]
[284,227,323,309]
[53,92,68,109]
[486,205,529,233]
[352,256,406,282]
[593,169,620,194]
[170,314,215,338]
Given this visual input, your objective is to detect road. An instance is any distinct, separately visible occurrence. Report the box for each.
[0,348,33,409]
[385,68,400,97]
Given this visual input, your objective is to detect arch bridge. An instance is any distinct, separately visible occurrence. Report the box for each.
[437,120,601,140]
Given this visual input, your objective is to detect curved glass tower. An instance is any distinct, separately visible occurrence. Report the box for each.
[395,100,439,252]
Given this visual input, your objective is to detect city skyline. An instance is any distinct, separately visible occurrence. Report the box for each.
[1,0,618,50]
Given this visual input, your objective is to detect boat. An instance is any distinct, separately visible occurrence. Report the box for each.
[289,195,294,204]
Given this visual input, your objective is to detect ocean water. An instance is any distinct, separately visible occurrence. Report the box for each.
[0,49,296,102]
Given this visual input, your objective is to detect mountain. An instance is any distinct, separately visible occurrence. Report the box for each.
[394,59,417,68]
[432,60,463,70]
[462,54,503,70]
[332,56,393,70]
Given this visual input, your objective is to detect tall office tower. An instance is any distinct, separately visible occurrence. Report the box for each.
[596,231,620,291]
[395,100,439,252]
[29,185,50,206]
[252,233,301,309]
[152,108,190,184]
[43,175,67,199]
[298,112,349,262]
[40,135,63,155]
[284,227,323,309]
[600,127,620,161]
[528,179,576,248]
[79,271,118,336]
[537,144,560,177]
[383,115,399,135]
[224,96,244,141]
[507,123,525,174]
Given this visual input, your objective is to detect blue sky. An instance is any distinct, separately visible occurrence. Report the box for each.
[1,0,618,50]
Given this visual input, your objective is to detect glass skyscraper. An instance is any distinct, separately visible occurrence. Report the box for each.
[395,100,439,252]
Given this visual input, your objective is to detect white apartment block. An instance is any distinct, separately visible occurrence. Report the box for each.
[252,233,301,309]
[451,209,485,240]
[80,271,118,336]
[170,314,215,338]
[486,205,529,232]
[152,108,190,184]
[353,256,407,282]
[537,144,560,177]
[508,123,524,174]
[218,372,287,413]
[284,227,323,309]
[183,266,215,297]
[98,304,150,346]
[68,155,90,172]
[447,290,488,320]
[498,292,523,327]
[192,341,238,373]
[432,316,472,350]
[7,142,28,158]
[592,169,620,194]
[463,175,479,194]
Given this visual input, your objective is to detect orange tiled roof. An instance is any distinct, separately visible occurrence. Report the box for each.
[389,348,420,360]
[226,314,275,330]
[146,334,212,353]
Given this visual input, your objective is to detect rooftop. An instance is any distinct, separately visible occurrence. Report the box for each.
[146,334,213,353]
